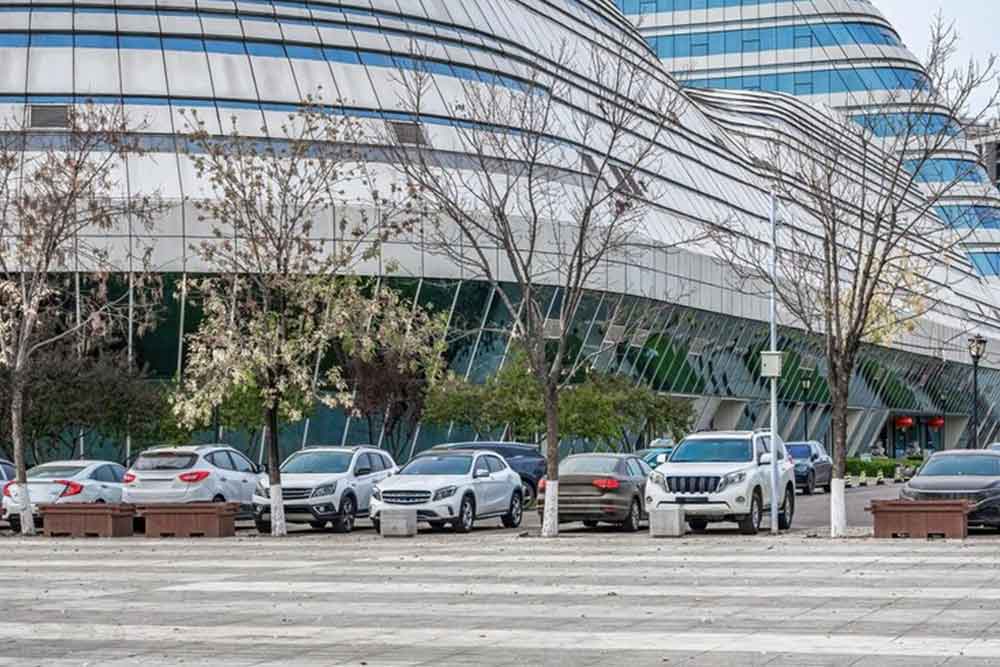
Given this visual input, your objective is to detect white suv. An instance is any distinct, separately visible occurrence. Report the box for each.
[123,445,261,513]
[645,431,796,535]
[252,446,396,533]
[370,449,523,533]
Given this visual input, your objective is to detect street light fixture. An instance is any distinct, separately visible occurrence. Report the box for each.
[968,334,987,449]
[800,376,813,441]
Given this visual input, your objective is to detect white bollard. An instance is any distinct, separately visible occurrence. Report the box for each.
[649,506,685,538]
[380,508,418,537]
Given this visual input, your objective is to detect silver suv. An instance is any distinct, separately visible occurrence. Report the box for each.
[645,431,796,535]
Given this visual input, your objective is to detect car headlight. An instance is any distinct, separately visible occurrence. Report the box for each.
[255,481,269,498]
[311,482,338,498]
[650,471,667,490]
[372,487,381,501]
[433,486,457,501]
[716,471,746,493]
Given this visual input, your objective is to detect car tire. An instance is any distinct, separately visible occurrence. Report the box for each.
[255,519,271,534]
[583,520,600,528]
[688,519,708,532]
[371,517,381,534]
[778,485,795,531]
[804,473,815,495]
[213,495,225,503]
[501,491,523,528]
[8,516,21,534]
[739,490,762,535]
[333,495,356,534]
[823,481,832,494]
[621,498,641,532]
[453,495,475,533]
[521,483,536,510]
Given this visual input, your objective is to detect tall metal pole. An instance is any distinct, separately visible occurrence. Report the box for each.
[972,356,980,449]
[769,190,780,534]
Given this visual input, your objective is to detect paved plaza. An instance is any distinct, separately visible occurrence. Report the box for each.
[3,489,1000,667]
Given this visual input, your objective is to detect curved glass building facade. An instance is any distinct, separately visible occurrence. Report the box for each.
[1,0,999,463]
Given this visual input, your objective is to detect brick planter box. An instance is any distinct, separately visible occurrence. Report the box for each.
[868,500,973,539]
[38,503,135,538]
[137,503,239,538]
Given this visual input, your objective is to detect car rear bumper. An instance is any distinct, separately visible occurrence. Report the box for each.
[122,487,209,504]
[536,496,632,522]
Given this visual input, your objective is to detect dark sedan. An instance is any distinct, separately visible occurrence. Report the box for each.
[787,441,833,495]
[431,442,546,506]
[537,453,651,531]
[900,450,1000,527]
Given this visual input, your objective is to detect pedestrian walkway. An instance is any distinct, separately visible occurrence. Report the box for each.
[2,531,1000,666]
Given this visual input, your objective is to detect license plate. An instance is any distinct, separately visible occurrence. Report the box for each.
[677,497,709,504]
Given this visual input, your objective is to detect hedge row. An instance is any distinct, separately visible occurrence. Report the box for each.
[844,457,924,477]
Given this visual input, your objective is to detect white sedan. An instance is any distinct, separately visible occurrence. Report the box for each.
[2,460,126,533]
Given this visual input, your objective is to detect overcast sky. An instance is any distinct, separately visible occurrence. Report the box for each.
[875,0,996,112]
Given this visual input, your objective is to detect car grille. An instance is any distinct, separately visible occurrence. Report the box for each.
[281,488,313,500]
[667,476,721,494]
[382,490,432,505]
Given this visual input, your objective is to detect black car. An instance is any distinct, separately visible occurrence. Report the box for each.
[431,442,546,506]
[786,441,833,495]
[901,450,1000,527]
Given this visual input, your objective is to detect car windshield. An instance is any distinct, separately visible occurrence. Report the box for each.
[28,465,86,480]
[560,457,620,474]
[788,445,813,460]
[919,456,1000,477]
[671,439,753,463]
[133,452,197,471]
[281,451,352,474]
[401,455,472,475]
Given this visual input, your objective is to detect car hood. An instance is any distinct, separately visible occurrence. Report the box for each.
[655,463,757,476]
[263,473,349,489]
[377,474,467,491]
[906,476,1000,493]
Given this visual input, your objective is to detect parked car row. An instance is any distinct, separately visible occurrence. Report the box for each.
[3,431,805,536]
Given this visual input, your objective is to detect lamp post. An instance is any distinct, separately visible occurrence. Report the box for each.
[968,335,987,449]
[800,376,813,441]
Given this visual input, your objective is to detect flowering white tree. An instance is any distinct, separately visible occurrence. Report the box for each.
[0,104,162,534]
[172,101,420,536]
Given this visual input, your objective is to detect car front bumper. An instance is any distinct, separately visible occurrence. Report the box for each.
[252,493,342,524]
[369,495,462,523]
[645,480,754,519]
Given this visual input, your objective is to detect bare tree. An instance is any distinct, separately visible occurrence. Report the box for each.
[380,38,691,536]
[171,100,418,536]
[708,17,999,537]
[0,104,163,534]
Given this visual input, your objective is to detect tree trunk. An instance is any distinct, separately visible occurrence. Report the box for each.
[829,376,850,538]
[266,405,287,537]
[9,375,36,536]
[540,382,560,538]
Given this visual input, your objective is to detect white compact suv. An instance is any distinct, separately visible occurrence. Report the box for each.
[645,431,796,535]
[122,445,261,513]
[252,446,396,533]
[370,449,523,533]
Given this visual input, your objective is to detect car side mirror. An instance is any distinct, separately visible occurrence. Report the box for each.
[356,467,372,477]
[655,454,669,464]
[759,453,772,466]
[474,469,490,479]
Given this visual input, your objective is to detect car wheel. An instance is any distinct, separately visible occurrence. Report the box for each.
[213,495,225,504]
[583,520,600,528]
[333,495,356,534]
[453,495,475,533]
[688,519,708,532]
[778,485,795,531]
[255,519,271,534]
[371,517,381,534]
[823,481,832,494]
[521,483,536,510]
[8,516,21,534]
[502,491,523,528]
[804,473,815,496]
[739,490,762,535]
[621,498,641,532]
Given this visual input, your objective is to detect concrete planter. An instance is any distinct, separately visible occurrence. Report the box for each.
[868,500,973,539]
[380,508,418,537]
[39,503,135,538]
[138,503,239,538]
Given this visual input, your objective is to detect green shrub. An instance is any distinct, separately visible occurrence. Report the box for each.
[844,458,898,477]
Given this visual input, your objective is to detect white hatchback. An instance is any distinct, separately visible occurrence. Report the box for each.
[122,445,261,513]
[253,446,397,533]
[370,449,523,533]
[2,460,127,533]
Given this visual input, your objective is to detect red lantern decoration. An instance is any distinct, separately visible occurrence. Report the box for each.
[895,416,915,430]
[928,416,945,430]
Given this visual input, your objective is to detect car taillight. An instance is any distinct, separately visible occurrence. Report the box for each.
[538,479,546,491]
[178,471,211,483]
[123,473,136,484]
[2,481,13,497]
[592,478,620,491]
[55,480,83,497]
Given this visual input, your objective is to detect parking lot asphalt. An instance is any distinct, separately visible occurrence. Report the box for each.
[3,515,1000,667]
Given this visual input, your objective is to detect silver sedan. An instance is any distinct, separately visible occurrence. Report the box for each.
[2,460,126,533]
